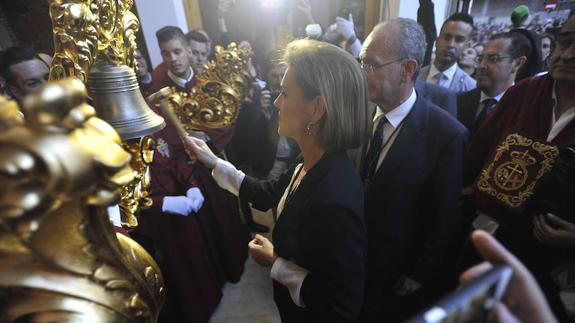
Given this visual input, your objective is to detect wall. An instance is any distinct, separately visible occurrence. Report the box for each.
[134,0,189,68]
[0,0,53,54]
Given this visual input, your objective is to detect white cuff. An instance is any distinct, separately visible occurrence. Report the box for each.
[271,257,309,307]
[211,159,245,196]
[107,204,122,227]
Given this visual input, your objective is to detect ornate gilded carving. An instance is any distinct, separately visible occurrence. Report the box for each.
[167,43,253,130]
[49,0,139,82]
[94,0,139,68]
[0,79,164,321]
[49,0,98,82]
[120,136,155,229]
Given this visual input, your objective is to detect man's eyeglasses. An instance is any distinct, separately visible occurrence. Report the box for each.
[475,54,513,64]
[360,57,406,74]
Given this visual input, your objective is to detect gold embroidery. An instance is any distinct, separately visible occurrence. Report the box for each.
[476,133,559,210]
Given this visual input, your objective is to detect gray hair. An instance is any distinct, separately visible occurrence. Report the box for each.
[374,18,427,81]
[282,39,370,153]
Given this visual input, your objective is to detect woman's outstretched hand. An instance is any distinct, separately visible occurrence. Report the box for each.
[182,136,219,169]
[249,234,278,267]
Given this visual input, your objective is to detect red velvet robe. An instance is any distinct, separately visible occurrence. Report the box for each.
[467,74,575,319]
[469,74,575,225]
[136,64,248,323]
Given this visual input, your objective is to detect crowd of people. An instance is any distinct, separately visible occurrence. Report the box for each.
[1,2,574,323]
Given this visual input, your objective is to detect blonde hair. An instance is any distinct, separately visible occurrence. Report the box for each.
[282,39,370,152]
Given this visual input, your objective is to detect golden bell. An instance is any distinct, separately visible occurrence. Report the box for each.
[87,64,165,140]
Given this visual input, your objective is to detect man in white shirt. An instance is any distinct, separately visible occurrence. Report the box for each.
[357,18,467,322]
[419,13,477,93]
[457,32,530,136]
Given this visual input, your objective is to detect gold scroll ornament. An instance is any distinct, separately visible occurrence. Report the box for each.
[0,79,164,321]
[49,0,140,82]
[49,0,162,230]
[167,42,253,131]
[475,133,560,212]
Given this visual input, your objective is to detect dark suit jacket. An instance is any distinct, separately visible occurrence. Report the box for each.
[228,89,298,177]
[358,96,467,318]
[415,80,458,117]
[457,88,482,134]
[240,151,367,322]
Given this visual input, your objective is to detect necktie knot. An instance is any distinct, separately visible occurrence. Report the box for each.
[372,115,388,149]
[435,72,445,86]
[474,98,498,133]
[482,98,497,115]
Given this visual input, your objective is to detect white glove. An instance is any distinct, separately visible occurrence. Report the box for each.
[335,14,356,40]
[186,187,205,213]
[162,196,195,216]
[305,24,323,39]
[217,0,235,18]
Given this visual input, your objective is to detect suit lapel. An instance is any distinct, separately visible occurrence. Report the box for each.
[459,88,481,130]
[275,152,333,230]
[371,98,426,185]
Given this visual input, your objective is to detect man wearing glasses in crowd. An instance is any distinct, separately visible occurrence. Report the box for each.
[457,32,530,137]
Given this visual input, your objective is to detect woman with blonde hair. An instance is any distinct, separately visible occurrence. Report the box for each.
[184,38,369,322]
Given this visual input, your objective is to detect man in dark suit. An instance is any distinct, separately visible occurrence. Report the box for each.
[415,79,457,117]
[457,32,530,137]
[357,18,468,322]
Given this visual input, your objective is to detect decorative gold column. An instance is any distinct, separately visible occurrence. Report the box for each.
[49,0,165,230]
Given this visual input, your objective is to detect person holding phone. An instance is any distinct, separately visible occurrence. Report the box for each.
[461,231,558,323]
[184,39,370,322]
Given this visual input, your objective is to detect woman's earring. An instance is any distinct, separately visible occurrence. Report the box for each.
[305,122,314,136]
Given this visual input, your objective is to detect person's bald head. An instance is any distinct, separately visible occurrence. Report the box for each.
[548,14,575,84]
[362,19,426,80]
[364,22,399,55]
[360,18,426,110]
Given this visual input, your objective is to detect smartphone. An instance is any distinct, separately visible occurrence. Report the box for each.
[405,264,512,323]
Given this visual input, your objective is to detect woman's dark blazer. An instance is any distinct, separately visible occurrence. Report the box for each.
[239,151,367,322]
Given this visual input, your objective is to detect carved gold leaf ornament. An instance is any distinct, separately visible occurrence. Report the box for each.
[168,81,240,131]
[0,80,164,321]
[0,96,24,131]
[49,0,98,82]
[166,42,253,131]
[119,136,155,229]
